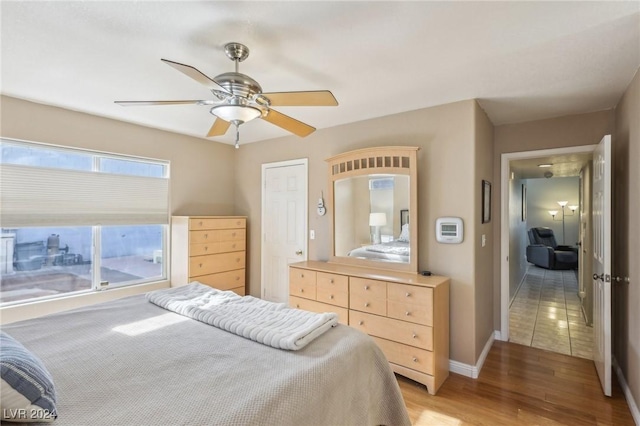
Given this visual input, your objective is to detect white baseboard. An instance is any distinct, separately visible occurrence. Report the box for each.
[449,331,497,379]
[613,356,640,425]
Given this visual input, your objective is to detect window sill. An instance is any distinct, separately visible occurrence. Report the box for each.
[0,280,170,325]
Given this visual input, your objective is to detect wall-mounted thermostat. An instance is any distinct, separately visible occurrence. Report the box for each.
[436,217,464,244]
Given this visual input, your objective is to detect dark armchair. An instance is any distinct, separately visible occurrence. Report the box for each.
[526,227,578,270]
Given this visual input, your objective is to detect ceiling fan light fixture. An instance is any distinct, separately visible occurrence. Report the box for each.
[210,104,261,124]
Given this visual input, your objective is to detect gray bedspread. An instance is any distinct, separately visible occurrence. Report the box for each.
[2,294,410,426]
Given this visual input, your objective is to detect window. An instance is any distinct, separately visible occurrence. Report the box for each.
[0,139,170,305]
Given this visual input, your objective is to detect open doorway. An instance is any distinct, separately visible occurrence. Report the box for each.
[500,145,597,358]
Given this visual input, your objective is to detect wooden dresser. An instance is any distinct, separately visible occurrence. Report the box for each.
[171,216,246,295]
[289,260,449,395]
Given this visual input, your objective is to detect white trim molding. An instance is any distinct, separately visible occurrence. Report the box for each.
[613,356,640,424]
[449,332,497,379]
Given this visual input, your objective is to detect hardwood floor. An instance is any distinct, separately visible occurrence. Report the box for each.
[398,341,634,425]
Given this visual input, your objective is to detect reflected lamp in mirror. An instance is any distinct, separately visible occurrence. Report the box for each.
[369,212,387,244]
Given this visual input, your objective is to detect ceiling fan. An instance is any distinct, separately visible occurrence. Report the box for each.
[115,42,338,148]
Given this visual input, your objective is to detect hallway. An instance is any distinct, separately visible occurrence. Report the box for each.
[509,265,593,359]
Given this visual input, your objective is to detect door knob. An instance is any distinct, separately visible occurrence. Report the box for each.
[295,250,303,256]
[593,273,604,281]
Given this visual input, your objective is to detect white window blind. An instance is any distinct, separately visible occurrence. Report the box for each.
[0,163,169,227]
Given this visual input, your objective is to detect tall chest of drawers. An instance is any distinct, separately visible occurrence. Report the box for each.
[289,260,449,395]
[171,216,246,295]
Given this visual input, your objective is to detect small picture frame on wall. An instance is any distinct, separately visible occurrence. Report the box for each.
[400,209,409,227]
[521,184,527,221]
[482,180,491,224]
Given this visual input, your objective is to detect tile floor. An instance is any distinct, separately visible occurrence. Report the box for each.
[509,265,594,359]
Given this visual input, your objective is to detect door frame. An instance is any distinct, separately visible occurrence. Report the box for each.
[260,158,309,300]
[500,144,596,340]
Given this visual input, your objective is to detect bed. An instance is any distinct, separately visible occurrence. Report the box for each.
[1,286,410,425]
[347,222,410,263]
[347,240,410,263]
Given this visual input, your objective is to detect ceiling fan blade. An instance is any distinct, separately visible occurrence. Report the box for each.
[161,59,230,94]
[207,118,231,137]
[262,90,338,107]
[114,100,204,106]
[261,109,316,137]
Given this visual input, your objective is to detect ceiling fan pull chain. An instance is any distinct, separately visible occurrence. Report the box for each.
[234,122,240,149]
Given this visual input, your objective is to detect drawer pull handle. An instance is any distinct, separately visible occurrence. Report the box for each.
[364,285,369,290]
[358,321,363,326]
[204,234,208,239]
[235,276,240,281]
[412,357,418,363]
[232,232,236,237]
[405,311,411,316]
[236,258,240,262]
[296,304,300,308]
[412,333,417,339]
[204,246,209,251]
[301,274,304,278]
[405,292,411,297]
[330,295,334,299]
[364,302,370,307]
[300,289,304,293]
[330,279,334,284]
[232,244,236,248]
[199,263,203,268]
[199,221,203,226]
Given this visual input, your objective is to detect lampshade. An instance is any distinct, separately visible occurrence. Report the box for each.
[369,212,387,227]
[557,201,568,207]
[548,210,558,216]
[210,104,261,123]
[568,205,578,212]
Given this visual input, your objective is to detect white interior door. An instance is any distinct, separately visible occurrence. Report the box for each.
[592,134,612,396]
[261,160,307,303]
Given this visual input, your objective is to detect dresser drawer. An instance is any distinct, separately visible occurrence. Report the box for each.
[189,240,246,256]
[289,269,317,300]
[387,300,432,326]
[317,272,348,293]
[349,292,386,316]
[289,296,349,325]
[316,272,348,307]
[195,269,245,291]
[190,217,246,230]
[372,336,434,375]
[189,252,245,276]
[349,311,432,350]
[350,277,387,299]
[190,229,246,244]
[387,283,433,307]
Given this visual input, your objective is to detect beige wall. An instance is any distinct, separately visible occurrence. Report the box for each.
[473,102,495,360]
[0,95,237,322]
[235,100,487,365]
[508,176,528,301]
[492,110,615,328]
[613,69,639,415]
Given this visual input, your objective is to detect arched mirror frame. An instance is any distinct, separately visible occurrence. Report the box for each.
[327,146,419,273]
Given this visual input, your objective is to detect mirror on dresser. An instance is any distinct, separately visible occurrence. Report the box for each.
[326,146,419,273]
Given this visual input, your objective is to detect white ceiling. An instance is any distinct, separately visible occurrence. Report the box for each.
[1,1,639,146]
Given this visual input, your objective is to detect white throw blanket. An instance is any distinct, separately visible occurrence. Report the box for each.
[147,283,338,350]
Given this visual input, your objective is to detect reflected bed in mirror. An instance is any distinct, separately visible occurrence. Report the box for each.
[327,147,418,273]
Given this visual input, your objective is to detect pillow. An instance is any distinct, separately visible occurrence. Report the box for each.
[397,223,410,242]
[0,332,57,422]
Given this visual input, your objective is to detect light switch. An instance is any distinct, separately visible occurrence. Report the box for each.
[481,234,486,247]
[310,230,315,240]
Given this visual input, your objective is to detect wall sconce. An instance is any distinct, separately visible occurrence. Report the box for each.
[369,212,387,245]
